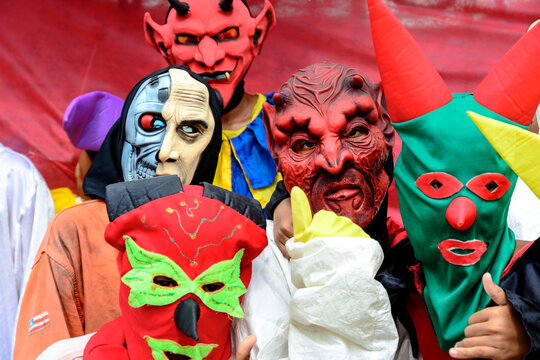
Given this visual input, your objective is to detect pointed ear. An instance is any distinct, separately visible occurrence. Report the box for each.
[250,0,276,54]
[262,101,279,165]
[143,12,175,64]
[374,82,395,147]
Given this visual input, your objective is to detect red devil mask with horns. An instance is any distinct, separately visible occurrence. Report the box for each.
[144,0,276,108]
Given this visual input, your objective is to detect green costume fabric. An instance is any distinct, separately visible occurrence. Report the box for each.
[393,93,524,351]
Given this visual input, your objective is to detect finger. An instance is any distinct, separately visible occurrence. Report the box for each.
[276,236,291,259]
[463,322,494,337]
[456,335,496,348]
[236,335,257,360]
[482,272,508,306]
[467,307,491,325]
[449,345,497,359]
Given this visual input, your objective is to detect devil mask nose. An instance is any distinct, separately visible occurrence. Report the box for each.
[174,298,201,340]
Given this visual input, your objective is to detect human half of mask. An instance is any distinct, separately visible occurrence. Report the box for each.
[83,176,267,360]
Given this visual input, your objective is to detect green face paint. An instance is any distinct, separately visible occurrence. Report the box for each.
[145,336,217,360]
[393,94,522,351]
[122,236,247,318]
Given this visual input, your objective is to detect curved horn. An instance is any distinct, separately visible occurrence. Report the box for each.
[219,0,234,12]
[168,0,190,16]
[272,92,285,107]
[468,111,540,198]
[351,75,364,90]
[367,0,452,122]
[474,25,540,126]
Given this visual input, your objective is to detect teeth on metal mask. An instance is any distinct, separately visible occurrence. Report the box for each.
[122,72,171,181]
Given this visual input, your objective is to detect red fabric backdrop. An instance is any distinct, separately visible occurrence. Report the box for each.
[1,0,539,191]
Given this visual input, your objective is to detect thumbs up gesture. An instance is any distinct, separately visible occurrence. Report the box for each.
[448,273,530,360]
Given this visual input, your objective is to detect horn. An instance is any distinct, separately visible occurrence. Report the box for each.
[272,92,285,107]
[474,25,540,126]
[219,0,234,12]
[468,111,540,199]
[367,0,452,122]
[351,75,364,90]
[168,0,190,16]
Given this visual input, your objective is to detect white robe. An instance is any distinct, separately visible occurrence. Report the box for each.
[0,143,55,360]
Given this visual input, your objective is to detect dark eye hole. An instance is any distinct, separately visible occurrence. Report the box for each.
[291,139,316,154]
[139,113,166,132]
[430,179,443,191]
[153,275,178,288]
[201,282,225,293]
[347,126,369,139]
[176,33,201,45]
[485,180,499,193]
[214,27,239,41]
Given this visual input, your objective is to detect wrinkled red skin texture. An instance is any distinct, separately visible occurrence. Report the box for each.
[264,63,394,228]
[145,0,274,107]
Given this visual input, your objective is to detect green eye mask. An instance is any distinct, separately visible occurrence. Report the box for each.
[122,236,247,318]
[145,336,217,360]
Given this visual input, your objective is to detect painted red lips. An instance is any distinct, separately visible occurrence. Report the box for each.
[438,239,487,266]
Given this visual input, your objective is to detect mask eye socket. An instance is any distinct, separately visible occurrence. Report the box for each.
[416,172,463,199]
[291,139,316,154]
[467,173,511,200]
[139,113,166,132]
[214,27,239,41]
[176,33,201,45]
[201,282,225,293]
[153,275,178,288]
[346,126,369,139]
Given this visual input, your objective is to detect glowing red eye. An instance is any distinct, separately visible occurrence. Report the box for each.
[215,27,239,41]
[415,172,463,199]
[176,33,200,45]
[466,173,511,200]
[139,113,166,132]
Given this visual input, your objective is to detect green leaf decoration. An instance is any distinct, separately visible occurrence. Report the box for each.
[121,237,247,318]
[145,336,217,360]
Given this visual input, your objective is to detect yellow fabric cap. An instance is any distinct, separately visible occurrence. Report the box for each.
[291,186,369,243]
[50,187,78,214]
[468,111,540,199]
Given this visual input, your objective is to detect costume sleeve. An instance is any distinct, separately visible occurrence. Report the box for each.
[13,215,85,360]
[285,236,399,360]
[263,180,289,220]
[500,239,540,359]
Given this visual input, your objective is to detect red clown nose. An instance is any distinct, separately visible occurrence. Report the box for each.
[445,196,477,230]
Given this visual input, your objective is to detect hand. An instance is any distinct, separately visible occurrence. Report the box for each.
[273,198,293,259]
[449,273,530,360]
[235,335,256,360]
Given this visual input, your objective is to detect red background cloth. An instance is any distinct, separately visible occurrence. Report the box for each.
[1,0,539,191]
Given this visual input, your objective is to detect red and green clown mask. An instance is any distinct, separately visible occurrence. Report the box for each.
[144,0,276,108]
[86,176,267,360]
[367,0,540,352]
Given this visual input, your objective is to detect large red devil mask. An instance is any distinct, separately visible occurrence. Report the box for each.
[263,63,394,229]
[84,176,267,360]
[144,0,276,108]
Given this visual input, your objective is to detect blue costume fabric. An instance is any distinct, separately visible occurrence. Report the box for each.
[213,93,280,209]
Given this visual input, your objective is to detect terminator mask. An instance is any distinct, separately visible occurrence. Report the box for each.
[367,0,540,351]
[83,176,267,360]
[144,0,276,108]
[264,62,394,229]
[122,67,216,185]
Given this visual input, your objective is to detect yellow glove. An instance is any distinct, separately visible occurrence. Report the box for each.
[291,186,370,243]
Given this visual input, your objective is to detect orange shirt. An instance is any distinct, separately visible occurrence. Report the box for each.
[13,200,120,360]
